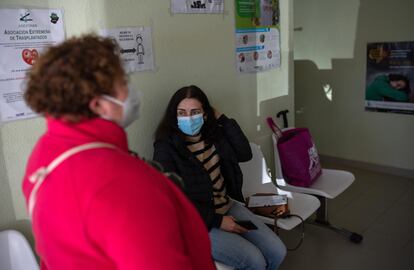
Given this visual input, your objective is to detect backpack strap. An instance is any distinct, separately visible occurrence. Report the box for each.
[28,142,117,218]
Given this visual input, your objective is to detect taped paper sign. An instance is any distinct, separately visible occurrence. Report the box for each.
[0,8,65,122]
[171,0,224,14]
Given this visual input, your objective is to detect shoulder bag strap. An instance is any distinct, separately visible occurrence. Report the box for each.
[28,142,117,218]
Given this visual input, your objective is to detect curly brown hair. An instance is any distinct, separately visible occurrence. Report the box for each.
[24,34,124,121]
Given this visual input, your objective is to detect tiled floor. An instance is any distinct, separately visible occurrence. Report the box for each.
[278,162,414,270]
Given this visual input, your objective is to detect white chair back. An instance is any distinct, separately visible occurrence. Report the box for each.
[0,230,39,270]
[271,133,292,188]
[240,143,280,198]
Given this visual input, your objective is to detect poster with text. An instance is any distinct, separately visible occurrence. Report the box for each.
[235,0,280,73]
[100,27,154,74]
[365,41,414,114]
[0,8,65,123]
[171,0,224,14]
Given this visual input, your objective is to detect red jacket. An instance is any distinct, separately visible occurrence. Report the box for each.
[22,117,215,270]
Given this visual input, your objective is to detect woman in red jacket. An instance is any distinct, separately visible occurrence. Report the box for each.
[22,35,215,270]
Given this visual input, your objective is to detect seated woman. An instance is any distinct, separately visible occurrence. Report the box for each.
[153,85,286,270]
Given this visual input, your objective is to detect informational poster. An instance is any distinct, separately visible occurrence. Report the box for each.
[0,8,65,123]
[171,0,224,14]
[365,41,414,114]
[235,0,280,73]
[100,27,154,74]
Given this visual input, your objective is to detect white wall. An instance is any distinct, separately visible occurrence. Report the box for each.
[294,0,359,70]
[294,0,414,172]
[0,0,294,229]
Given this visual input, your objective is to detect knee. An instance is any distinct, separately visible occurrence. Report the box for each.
[267,241,287,269]
[241,248,267,270]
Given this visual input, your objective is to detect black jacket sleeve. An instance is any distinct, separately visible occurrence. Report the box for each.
[153,140,222,230]
[153,141,178,173]
[217,114,252,162]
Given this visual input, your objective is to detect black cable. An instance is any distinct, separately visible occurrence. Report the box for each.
[278,214,305,251]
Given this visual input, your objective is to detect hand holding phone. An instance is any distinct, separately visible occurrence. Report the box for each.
[235,220,258,230]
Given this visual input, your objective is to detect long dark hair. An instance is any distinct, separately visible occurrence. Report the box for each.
[388,73,411,94]
[154,85,218,141]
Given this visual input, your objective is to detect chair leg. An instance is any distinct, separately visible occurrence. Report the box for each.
[307,196,363,244]
[315,195,329,224]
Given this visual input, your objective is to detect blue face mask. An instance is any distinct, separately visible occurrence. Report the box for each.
[177,114,204,136]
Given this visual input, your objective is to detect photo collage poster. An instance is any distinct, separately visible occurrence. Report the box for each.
[234,0,280,73]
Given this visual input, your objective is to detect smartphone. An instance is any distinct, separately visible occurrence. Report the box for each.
[235,220,258,230]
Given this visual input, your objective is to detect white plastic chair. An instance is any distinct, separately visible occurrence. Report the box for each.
[239,143,320,231]
[0,230,39,270]
[271,133,363,243]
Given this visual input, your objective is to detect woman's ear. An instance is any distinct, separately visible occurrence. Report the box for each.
[89,96,106,116]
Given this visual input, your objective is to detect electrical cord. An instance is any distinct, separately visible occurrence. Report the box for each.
[274,214,305,251]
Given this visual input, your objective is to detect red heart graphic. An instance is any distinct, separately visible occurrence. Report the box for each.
[22,49,39,65]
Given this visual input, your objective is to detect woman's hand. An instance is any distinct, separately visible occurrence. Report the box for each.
[220,216,249,234]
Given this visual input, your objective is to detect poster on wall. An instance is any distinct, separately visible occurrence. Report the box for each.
[171,0,224,14]
[365,41,414,114]
[100,27,154,74]
[0,8,65,123]
[234,0,280,73]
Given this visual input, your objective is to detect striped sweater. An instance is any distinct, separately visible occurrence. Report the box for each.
[186,135,232,214]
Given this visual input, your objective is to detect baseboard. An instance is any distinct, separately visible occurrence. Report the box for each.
[319,155,414,179]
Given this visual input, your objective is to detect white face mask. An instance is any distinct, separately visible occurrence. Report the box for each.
[102,85,142,128]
